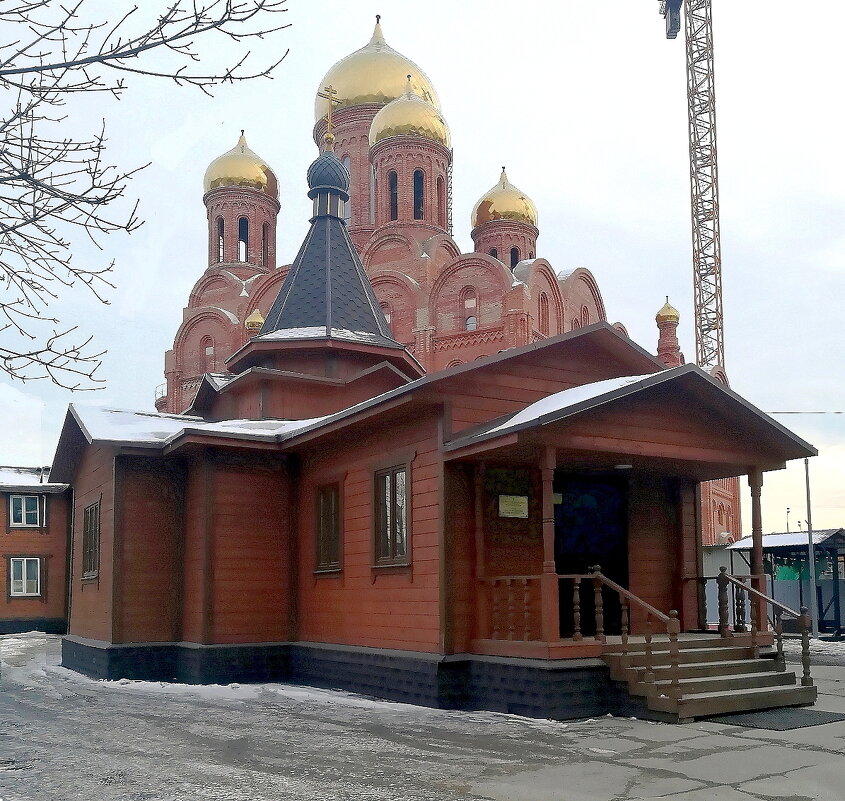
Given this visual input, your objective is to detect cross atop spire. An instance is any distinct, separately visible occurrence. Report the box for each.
[317,84,340,149]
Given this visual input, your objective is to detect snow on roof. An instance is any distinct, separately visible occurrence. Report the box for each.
[728,530,844,550]
[70,405,329,448]
[0,466,67,491]
[256,327,403,348]
[482,374,655,438]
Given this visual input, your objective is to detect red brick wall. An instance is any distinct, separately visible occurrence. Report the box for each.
[68,446,115,641]
[1,490,68,628]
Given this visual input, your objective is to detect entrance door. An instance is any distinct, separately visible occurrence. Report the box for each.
[554,475,628,637]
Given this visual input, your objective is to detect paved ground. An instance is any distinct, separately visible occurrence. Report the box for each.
[2,633,845,801]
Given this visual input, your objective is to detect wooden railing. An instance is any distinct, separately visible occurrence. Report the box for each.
[483,575,540,641]
[715,567,814,687]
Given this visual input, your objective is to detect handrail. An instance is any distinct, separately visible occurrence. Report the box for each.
[590,569,671,623]
[718,569,800,618]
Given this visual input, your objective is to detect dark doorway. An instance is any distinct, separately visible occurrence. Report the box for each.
[554,475,628,637]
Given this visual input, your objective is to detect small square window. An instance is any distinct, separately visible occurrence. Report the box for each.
[10,557,41,596]
[374,466,409,566]
[10,495,40,527]
[316,483,341,571]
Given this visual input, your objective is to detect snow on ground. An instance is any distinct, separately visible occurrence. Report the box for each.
[3,631,845,801]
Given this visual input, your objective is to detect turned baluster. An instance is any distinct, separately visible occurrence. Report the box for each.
[506,579,516,640]
[572,578,582,641]
[668,609,682,699]
[800,606,814,687]
[491,580,501,639]
[522,578,531,641]
[717,567,730,638]
[643,614,655,685]
[592,565,605,642]
[620,598,630,664]
[734,580,747,633]
[749,594,759,656]
[774,609,786,671]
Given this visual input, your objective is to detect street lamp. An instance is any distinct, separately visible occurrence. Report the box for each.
[805,458,819,637]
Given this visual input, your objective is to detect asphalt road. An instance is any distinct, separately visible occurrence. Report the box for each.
[2,633,845,801]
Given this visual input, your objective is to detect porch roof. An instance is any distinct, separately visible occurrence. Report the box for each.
[442,365,816,478]
[728,529,845,552]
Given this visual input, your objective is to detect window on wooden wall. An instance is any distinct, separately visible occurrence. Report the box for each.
[9,495,40,527]
[510,247,520,268]
[436,175,445,227]
[374,465,409,565]
[217,217,224,262]
[9,557,41,596]
[413,169,424,220]
[316,483,342,572]
[82,501,100,579]
[388,171,398,221]
[539,292,550,336]
[238,217,249,262]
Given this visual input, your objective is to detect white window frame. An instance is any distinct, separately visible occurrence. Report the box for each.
[10,556,41,597]
[10,494,40,527]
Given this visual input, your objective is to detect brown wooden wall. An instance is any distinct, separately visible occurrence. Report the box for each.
[296,414,442,653]
[1,491,69,626]
[114,457,185,644]
[443,463,477,653]
[68,446,115,641]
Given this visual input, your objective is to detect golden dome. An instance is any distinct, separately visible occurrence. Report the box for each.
[245,308,265,332]
[471,168,538,229]
[314,18,440,122]
[656,297,681,324]
[204,133,277,196]
[369,79,450,147]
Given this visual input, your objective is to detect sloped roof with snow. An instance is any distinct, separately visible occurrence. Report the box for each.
[728,530,845,551]
[0,466,68,493]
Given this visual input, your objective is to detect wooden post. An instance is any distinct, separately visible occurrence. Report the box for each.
[717,566,730,638]
[734,580,746,633]
[774,609,786,671]
[592,565,605,642]
[748,468,767,631]
[539,446,560,642]
[474,463,489,639]
[572,578,582,641]
[643,615,655,685]
[668,609,682,699]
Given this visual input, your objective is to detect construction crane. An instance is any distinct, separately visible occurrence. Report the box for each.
[659,0,724,371]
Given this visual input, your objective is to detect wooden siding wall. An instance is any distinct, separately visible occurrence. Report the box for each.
[68,446,115,641]
[445,350,643,434]
[296,415,442,653]
[1,491,69,626]
[182,457,210,643]
[115,457,185,643]
[443,463,476,653]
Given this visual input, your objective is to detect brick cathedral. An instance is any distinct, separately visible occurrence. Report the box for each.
[154,18,737,545]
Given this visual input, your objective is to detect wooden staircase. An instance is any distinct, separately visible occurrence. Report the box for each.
[603,634,817,722]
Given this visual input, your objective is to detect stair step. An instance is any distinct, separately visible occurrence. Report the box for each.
[605,646,755,669]
[617,657,780,684]
[628,670,796,697]
[604,635,754,654]
[648,684,818,718]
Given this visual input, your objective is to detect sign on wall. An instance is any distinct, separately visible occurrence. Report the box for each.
[498,494,529,519]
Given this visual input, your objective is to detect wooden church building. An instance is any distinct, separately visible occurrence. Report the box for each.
[50,146,820,721]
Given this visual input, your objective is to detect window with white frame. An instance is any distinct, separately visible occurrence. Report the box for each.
[10,557,40,596]
[10,495,40,527]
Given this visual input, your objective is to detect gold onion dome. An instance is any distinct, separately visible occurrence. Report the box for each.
[656,297,681,324]
[471,167,538,229]
[245,308,265,332]
[314,17,440,121]
[203,133,277,197]
[369,78,450,147]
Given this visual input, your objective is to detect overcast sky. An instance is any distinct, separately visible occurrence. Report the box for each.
[2,0,843,535]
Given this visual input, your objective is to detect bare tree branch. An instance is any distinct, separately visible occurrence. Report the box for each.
[0,0,289,387]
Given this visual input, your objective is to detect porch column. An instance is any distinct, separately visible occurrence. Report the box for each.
[748,468,766,629]
[540,446,560,641]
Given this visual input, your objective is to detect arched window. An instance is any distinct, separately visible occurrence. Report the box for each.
[379,302,392,329]
[413,169,424,220]
[238,217,248,262]
[465,316,478,331]
[216,218,224,263]
[571,318,581,330]
[342,156,352,223]
[388,171,398,221]
[200,336,214,372]
[489,248,498,259]
[539,292,550,336]
[510,247,520,268]
[461,286,477,331]
[446,359,463,368]
[370,166,377,226]
[717,504,725,526]
[581,305,591,326]
[436,175,445,228]
[261,223,269,266]
[529,251,535,259]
